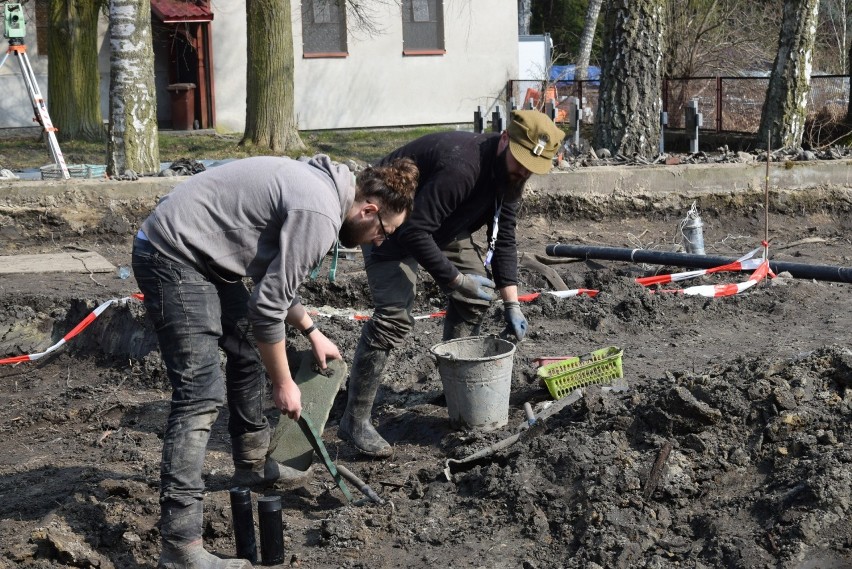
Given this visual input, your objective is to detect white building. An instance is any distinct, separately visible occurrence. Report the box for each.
[0,0,518,133]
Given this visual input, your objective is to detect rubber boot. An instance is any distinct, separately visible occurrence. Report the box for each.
[442,303,482,341]
[338,336,393,458]
[159,501,251,569]
[231,428,312,489]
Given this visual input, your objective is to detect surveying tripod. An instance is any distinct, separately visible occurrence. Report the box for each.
[4,38,70,179]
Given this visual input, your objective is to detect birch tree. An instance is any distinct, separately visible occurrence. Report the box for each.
[848,24,852,122]
[593,0,665,157]
[818,0,848,73]
[106,0,159,176]
[241,0,304,152]
[47,0,105,141]
[758,0,820,148]
[575,0,603,80]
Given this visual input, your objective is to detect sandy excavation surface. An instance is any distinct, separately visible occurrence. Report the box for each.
[0,168,851,569]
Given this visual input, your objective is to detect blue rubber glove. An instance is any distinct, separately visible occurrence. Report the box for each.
[503,300,528,340]
[450,273,496,302]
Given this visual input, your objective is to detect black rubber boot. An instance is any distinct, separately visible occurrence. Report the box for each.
[159,501,252,568]
[338,335,393,458]
[231,427,311,489]
[442,302,483,341]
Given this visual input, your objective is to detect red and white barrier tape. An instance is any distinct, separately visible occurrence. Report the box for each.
[0,288,598,365]
[518,289,599,301]
[0,294,143,365]
[636,247,763,286]
[310,288,600,322]
[654,259,771,297]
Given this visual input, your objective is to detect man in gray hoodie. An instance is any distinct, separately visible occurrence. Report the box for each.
[132,155,418,569]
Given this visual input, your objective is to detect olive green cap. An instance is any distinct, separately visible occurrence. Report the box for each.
[507,110,566,175]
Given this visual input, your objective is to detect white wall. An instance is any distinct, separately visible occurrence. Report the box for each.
[292,0,518,130]
[518,34,551,81]
[213,0,518,132]
[210,2,248,133]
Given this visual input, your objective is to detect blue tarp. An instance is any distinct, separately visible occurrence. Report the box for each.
[549,64,601,83]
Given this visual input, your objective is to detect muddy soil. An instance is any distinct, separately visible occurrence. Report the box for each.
[0,182,851,569]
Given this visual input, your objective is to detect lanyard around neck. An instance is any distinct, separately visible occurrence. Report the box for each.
[484,197,502,267]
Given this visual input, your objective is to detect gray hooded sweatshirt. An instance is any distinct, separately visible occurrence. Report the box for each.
[140,155,354,344]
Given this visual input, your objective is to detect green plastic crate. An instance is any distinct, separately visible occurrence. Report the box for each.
[536,346,624,399]
[40,164,88,179]
[85,164,107,178]
[40,164,106,179]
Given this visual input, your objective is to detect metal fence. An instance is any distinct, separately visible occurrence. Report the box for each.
[506,75,850,134]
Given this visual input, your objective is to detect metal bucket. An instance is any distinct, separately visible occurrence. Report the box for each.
[682,215,705,255]
[430,336,516,431]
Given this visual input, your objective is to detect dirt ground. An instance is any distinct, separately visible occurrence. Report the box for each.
[0,173,851,569]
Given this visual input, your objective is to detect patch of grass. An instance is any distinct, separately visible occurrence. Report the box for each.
[0,125,460,171]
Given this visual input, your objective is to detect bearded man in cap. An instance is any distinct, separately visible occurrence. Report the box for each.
[339,109,565,458]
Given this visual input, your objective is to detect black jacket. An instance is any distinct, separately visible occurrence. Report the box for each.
[374,131,519,288]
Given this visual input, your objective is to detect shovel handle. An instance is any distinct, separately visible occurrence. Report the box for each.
[337,465,385,505]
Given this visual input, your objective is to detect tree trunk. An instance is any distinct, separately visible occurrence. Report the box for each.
[241,0,305,152]
[758,0,819,149]
[575,0,603,81]
[846,1,852,123]
[592,0,665,158]
[47,0,104,142]
[518,0,532,36]
[106,0,160,176]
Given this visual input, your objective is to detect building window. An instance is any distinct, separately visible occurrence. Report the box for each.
[302,0,347,58]
[402,0,444,55]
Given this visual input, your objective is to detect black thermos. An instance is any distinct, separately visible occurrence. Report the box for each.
[257,495,284,565]
[229,487,257,563]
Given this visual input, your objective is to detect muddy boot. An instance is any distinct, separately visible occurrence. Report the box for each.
[338,336,393,458]
[159,501,251,569]
[442,304,482,341]
[231,428,312,489]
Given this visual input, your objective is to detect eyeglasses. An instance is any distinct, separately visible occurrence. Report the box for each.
[376,211,389,241]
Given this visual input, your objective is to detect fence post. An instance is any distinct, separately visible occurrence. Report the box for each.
[715,76,722,133]
[491,105,504,133]
[659,110,668,154]
[545,98,557,122]
[568,96,581,147]
[473,106,484,134]
[578,80,584,117]
[685,98,702,153]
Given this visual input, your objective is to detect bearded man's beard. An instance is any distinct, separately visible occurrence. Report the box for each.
[337,217,360,248]
[495,148,528,201]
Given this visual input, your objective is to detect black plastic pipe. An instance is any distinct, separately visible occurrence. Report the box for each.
[545,244,852,284]
[229,487,257,563]
[257,495,284,565]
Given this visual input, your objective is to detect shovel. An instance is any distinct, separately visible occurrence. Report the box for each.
[296,418,385,506]
[268,352,347,471]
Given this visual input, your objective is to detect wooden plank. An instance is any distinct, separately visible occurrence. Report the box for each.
[0,252,115,274]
